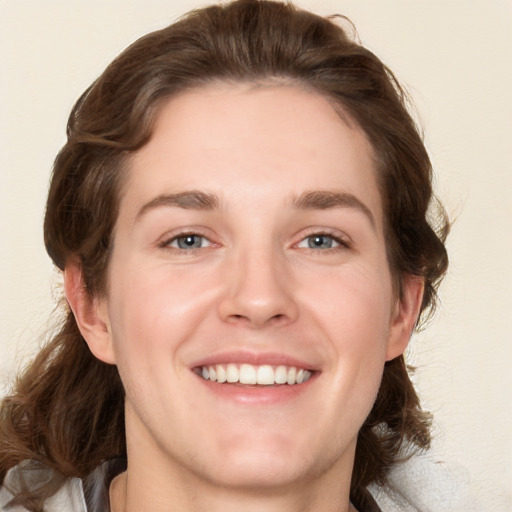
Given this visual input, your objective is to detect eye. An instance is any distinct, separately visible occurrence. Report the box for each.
[297,234,343,250]
[167,234,212,250]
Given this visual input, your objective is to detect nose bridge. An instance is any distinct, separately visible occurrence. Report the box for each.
[218,238,298,327]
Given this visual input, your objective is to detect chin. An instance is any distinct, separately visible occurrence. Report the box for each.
[203,454,307,490]
[196,430,338,490]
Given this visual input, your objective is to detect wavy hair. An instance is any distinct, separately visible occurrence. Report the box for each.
[0,0,448,508]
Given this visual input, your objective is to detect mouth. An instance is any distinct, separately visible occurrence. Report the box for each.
[193,363,314,386]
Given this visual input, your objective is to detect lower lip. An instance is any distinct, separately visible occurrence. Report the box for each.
[194,373,318,405]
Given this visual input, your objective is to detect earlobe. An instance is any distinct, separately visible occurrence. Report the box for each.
[64,260,116,365]
[385,275,425,361]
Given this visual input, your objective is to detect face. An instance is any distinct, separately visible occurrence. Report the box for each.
[81,83,419,492]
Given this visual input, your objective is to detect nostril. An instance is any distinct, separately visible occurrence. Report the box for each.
[270,313,286,323]
[225,314,251,325]
[225,312,288,328]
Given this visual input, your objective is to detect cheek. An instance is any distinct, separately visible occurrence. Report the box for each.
[306,264,394,345]
[304,263,393,399]
[105,262,220,365]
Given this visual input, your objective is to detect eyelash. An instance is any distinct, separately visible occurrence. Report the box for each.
[159,230,350,254]
[159,232,214,253]
[296,232,350,252]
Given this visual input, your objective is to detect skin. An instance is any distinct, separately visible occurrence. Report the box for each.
[66,83,423,512]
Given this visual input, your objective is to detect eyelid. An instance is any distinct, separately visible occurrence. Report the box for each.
[157,227,219,252]
[293,228,352,250]
[296,235,340,249]
[169,234,212,249]
[155,226,351,253]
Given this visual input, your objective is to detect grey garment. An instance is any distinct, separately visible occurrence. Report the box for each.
[1,459,381,512]
[82,459,127,512]
[0,459,126,512]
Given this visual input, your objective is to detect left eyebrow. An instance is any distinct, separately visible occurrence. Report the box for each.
[291,190,376,230]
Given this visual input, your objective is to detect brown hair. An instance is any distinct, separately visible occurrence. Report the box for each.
[0,0,448,507]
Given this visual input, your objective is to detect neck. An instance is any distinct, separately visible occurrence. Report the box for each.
[110,469,357,512]
[114,407,358,512]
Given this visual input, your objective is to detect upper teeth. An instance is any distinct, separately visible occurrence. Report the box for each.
[200,364,312,386]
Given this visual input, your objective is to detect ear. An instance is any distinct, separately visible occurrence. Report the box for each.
[64,260,116,365]
[385,275,425,361]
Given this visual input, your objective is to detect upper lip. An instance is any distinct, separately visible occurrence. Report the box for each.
[190,350,320,372]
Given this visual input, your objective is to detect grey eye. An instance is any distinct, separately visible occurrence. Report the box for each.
[174,235,205,249]
[306,235,337,249]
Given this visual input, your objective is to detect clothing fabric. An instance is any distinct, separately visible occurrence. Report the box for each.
[1,454,482,511]
[0,459,125,512]
[0,459,381,512]
[368,454,483,511]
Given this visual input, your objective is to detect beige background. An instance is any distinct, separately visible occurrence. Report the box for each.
[1,0,511,508]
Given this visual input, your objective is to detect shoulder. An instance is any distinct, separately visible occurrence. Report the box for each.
[0,459,126,512]
[0,461,87,512]
[369,454,483,512]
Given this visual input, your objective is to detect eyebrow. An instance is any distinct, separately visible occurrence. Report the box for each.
[135,189,375,229]
[291,190,376,229]
[135,190,220,221]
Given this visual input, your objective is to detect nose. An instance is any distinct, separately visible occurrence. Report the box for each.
[217,246,299,329]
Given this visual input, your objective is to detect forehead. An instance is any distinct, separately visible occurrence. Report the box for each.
[121,83,382,224]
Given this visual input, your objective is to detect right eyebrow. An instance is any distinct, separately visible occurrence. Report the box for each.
[135,190,220,222]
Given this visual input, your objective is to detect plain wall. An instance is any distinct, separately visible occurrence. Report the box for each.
[1,0,511,508]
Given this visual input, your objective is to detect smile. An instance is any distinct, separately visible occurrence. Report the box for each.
[196,363,313,386]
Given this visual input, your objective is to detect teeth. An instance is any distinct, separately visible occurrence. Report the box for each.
[275,365,288,384]
[257,365,274,385]
[240,364,257,384]
[199,363,313,386]
[226,363,238,383]
[216,364,227,383]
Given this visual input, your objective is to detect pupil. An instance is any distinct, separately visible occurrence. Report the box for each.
[309,235,331,249]
[177,235,201,249]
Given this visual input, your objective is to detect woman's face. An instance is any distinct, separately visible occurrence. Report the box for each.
[88,83,419,491]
